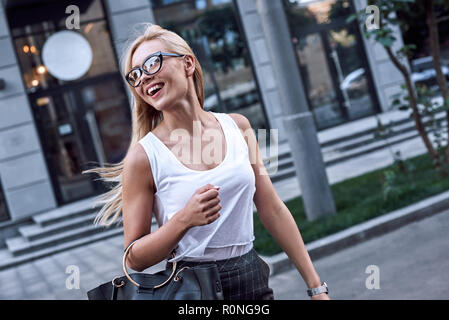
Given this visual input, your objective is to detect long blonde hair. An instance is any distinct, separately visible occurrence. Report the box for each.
[82,23,205,227]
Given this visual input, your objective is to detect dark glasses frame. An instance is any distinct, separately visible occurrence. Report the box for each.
[125,51,185,87]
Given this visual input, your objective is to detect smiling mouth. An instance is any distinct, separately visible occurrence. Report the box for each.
[147,83,165,97]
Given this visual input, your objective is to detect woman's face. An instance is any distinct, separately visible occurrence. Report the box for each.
[130,39,191,111]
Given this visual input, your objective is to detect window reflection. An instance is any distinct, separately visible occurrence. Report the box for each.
[285,0,352,28]
[286,0,378,129]
[296,33,344,128]
[10,0,117,93]
[8,0,131,205]
[328,27,375,120]
[150,0,267,130]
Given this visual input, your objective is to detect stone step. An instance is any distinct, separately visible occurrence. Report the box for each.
[324,130,421,166]
[267,128,423,183]
[20,212,100,241]
[321,113,446,155]
[32,196,99,227]
[6,224,117,257]
[318,114,412,149]
[20,212,158,242]
[7,217,157,257]
[0,227,124,271]
[264,112,435,179]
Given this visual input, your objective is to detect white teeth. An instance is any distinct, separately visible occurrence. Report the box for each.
[147,83,164,96]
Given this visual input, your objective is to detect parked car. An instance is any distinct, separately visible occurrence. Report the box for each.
[411,56,449,88]
[340,67,368,98]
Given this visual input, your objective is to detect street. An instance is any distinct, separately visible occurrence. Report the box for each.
[269,209,449,300]
[0,209,448,300]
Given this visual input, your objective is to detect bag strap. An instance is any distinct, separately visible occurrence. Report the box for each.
[122,239,177,289]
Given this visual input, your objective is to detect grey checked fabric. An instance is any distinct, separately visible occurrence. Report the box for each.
[166,249,274,300]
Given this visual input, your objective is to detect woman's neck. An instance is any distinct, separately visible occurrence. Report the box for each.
[158,99,211,136]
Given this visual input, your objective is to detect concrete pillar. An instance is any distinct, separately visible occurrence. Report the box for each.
[0,2,57,221]
[235,0,288,144]
[256,0,336,220]
[104,0,156,109]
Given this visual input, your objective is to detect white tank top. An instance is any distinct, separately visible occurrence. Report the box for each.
[138,111,255,262]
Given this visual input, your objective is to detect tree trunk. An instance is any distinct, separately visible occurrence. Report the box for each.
[425,0,449,162]
[384,45,440,165]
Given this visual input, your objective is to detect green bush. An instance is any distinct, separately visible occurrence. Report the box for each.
[253,154,449,256]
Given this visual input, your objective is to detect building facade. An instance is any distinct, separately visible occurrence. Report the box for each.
[0,0,405,223]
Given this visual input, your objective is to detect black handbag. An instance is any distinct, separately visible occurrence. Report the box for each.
[87,239,224,300]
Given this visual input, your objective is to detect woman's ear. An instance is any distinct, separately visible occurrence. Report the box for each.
[184,55,195,77]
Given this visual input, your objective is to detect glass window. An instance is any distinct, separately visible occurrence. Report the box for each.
[8,0,117,93]
[285,0,379,129]
[8,0,105,38]
[284,0,352,29]
[7,0,132,205]
[150,0,268,130]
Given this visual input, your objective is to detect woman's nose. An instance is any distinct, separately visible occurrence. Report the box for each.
[140,73,154,86]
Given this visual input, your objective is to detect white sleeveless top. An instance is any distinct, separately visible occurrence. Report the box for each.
[138,111,256,262]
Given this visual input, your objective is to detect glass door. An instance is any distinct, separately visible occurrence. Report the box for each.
[31,88,102,204]
[327,25,377,121]
[286,0,380,130]
[295,32,346,129]
[78,78,132,165]
[30,76,131,205]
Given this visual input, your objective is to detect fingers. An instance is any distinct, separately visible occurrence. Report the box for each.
[201,188,220,202]
[205,202,221,218]
[204,198,221,216]
[197,184,218,194]
[205,210,221,224]
[193,184,222,225]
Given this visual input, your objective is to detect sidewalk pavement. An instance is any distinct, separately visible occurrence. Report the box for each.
[269,207,449,300]
[1,187,448,300]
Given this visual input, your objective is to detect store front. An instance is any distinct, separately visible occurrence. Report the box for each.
[5,0,132,206]
[150,0,269,132]
[284,0,380,130]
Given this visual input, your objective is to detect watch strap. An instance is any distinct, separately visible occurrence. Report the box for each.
[307,282,328,297]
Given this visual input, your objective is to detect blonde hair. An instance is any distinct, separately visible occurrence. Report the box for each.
[82,23,205,227]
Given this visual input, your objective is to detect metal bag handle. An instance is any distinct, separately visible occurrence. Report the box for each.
[120,239,177,288]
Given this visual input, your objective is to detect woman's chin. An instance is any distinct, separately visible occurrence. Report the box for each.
[149,100,168,112]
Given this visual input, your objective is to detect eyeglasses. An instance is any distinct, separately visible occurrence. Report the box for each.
[125,51,185,87]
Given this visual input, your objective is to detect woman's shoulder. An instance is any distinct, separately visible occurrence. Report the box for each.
[124,144,153,177]
[123,143,156,191]
[227,113,252,131]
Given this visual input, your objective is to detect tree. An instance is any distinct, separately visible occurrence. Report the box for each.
[425,0,449,160]
[349,0,449,169]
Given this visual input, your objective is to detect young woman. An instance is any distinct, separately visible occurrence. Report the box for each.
[85,23,330,300]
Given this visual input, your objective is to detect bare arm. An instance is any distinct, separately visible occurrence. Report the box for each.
[122,143,221,272]
[122,144,190,271]
[229,113,329,300]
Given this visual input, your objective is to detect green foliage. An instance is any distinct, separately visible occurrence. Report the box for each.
[382,170,399,201]
[253,153,449,256]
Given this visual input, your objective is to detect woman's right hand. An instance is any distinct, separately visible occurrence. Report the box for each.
[178,184,221,228]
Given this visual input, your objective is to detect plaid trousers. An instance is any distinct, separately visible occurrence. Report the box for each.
[168,249,275,300]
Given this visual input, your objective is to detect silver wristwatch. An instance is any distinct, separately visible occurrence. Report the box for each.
[307,282,328,297]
